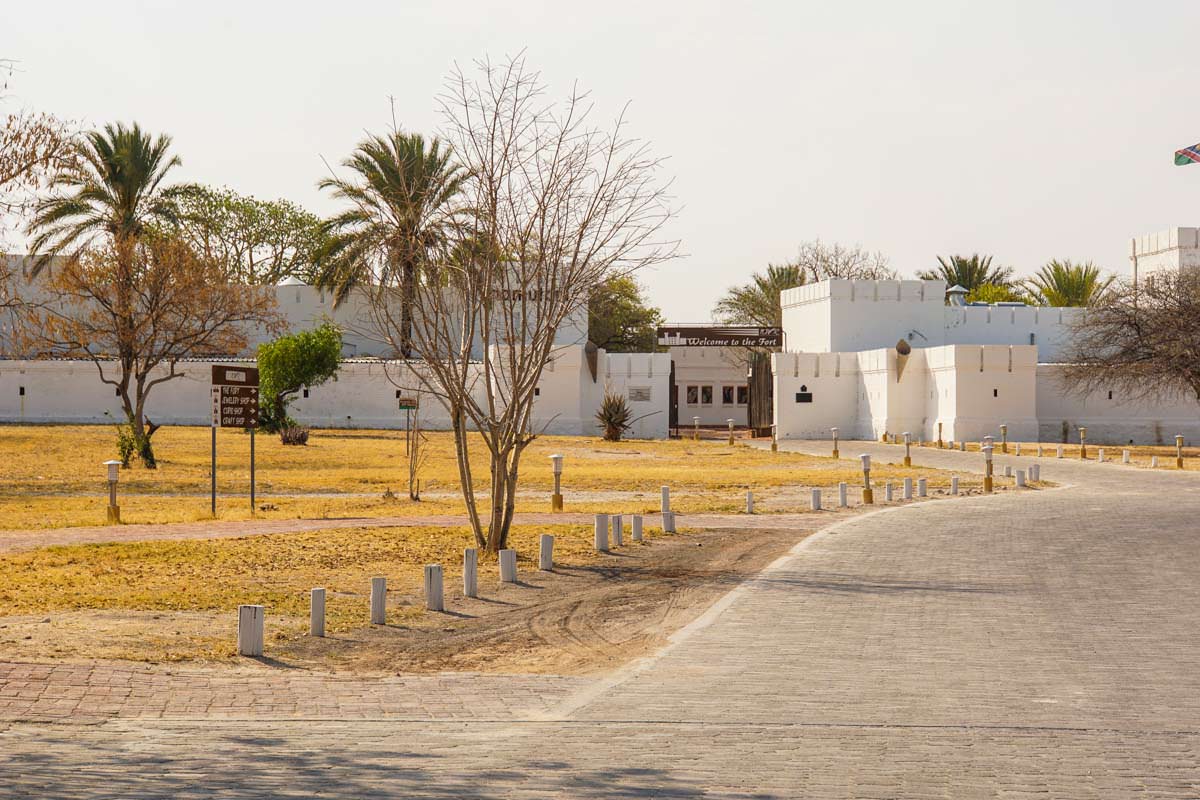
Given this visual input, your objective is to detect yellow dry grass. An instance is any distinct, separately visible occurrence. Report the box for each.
[920,439,1200,469]
[0,522,619,660]
[0,424,973,530]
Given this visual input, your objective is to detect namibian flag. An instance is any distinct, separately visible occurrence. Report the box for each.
[1175,143,1200,165]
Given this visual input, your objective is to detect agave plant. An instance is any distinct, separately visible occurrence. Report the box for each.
[1025,259,1114,307]
[595,391,635,442]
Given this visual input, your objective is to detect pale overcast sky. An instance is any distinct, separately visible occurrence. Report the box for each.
[5,1,1199,320]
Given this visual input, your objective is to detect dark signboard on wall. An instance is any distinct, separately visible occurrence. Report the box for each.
[656,326,783,348]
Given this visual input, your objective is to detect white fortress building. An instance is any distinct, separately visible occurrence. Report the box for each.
[772,234,1200,445]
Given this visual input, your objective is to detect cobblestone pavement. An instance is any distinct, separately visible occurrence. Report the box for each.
[3,444,1200,797]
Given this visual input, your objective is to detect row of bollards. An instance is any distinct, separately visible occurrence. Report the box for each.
[239,534,563,656]
[594,513,655,552]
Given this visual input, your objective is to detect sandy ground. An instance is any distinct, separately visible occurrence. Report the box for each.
[0,523,808,675]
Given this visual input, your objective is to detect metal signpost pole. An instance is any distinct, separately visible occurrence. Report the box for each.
[250,426,256,514]
[211,422,217,517]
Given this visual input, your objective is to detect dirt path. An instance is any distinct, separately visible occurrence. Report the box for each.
[0,509,828,554]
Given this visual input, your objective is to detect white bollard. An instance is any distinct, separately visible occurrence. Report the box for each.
[463,548,478,598]
[1004,465,1012,477]
[1030,464,1040,482]
[539,534,554,570]
[810,488,821,511]
[237,604,264,657]
[424,564,444,612]
[631,515,644,542]
[594,513,610,552]
[660,486,670,513]
[838,482,848,507]
[917,478,927,497]
[1151,456,1159,468]
[903,477,913,500]
[1057,445,1064,459]
[662,510,676,533]
[1097,448,1105,463]
[1123,449,1131,464]
[960,441,967,452]
[885,483,894,502]
[310,588,325,637]
[370,577,387,625]
[745,490,754,514]
[612,514,623,547]
[499,549,518,583]
[951,476,959,495]
[1016,470,1026,488]
[1015,443,1022,456]
[1037,444,1044,458]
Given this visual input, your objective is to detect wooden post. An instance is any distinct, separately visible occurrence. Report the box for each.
[631,515,644,542]
[310,588,325,637]
[594,513,610,552]
[499,549,518,583]
[1079,427,1088,460]
[237,604,264,657]
[1177,435,1185,469]
[612,514,624,547]
[463,549,478,598]
[810,488,821,511]
[424,565,444,612]
[539,534,554,570]
[983,446,994,494]
[370,577,386,624]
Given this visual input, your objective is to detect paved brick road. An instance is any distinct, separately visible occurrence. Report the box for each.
[3,444,1199,797]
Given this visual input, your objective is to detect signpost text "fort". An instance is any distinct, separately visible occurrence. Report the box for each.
[656,326,783,348]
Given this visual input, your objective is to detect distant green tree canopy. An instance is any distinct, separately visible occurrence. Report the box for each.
[1025,259,1114,307]
[966,283,1032,305]
[588,275,664,352]
[919,253,1015,292]
[172,185,327,285]
[713,263,805,327]
[257,323,343,432]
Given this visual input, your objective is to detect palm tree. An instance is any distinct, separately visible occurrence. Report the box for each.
[316,131,468,358]
[918,253,1014,292]
[1025,259,1114,306]
[26,122,190,275]
[713,263,805,327]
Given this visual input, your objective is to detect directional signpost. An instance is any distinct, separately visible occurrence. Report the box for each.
[211,366,260,516]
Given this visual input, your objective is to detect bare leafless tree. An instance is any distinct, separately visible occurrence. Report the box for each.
[1060,272,1200,407]
[350,55,676,551]
[793,239,895,282]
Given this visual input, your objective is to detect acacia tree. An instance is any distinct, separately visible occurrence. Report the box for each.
[588,275,663,352]
[257,322,342,434]
[351,55,676,552]
[1060,271,1200,408]
[171,185,328,285]
[22,237,283,466]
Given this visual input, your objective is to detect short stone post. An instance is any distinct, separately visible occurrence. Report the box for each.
[1097,448,1105,463]
[951,476,959,495]
[662,510,676,533]
[960,441,967,452]
[463,548,478,598]
[1151,456,1159,468]
[1016,470,1026,488]
[1004,465,1012,478]
[594,513,610,552]
[1015,442,1022,456]
[1030,464,1040,482]
[917,478,927,497]
[745,490,754,514]
[1000,424,1008,454]
[860,453,874,504]
[661,486,670,513]
[1122,449,1131,464]
[612,514,624,547]
[885,482,894,502]
[903,477,913,500]
[1176,435,1185,469]
[310,588,326,637]
[499,549,518,583]
[727,418,735,446]
[1037,444,1044,458]
[631,515,644,542]
[370,577,387,624]
[1057,445,1064,459]
[424,564,444,612]
[237,604,264,657]
[838,481,848,508]
[810,488,821,511]
[983,446,994,493]
[539,534,554,570]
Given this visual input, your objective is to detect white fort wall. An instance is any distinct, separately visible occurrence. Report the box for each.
[773,345,1040,444]
[1035,365,1200,445]
[0,346,671,439]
